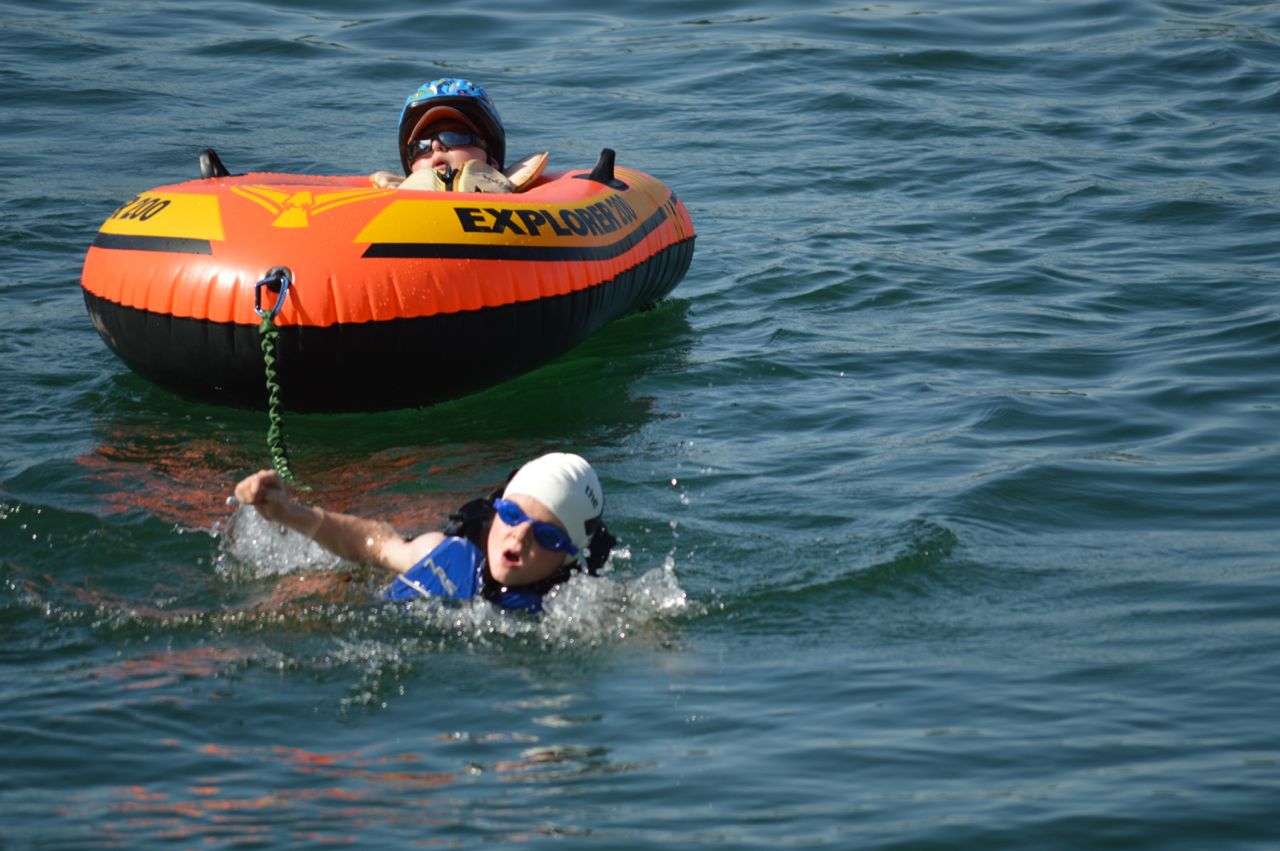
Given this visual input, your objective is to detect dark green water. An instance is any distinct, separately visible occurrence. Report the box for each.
[2,1,1278,848]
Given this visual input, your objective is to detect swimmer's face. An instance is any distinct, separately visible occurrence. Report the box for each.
[408,122,490,174]
[485,493,569,587]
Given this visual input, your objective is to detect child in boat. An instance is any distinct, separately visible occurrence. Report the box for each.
[369,77,545,194]
[232,452,613,614]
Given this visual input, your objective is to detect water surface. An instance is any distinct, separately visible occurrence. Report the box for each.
[2,1,1278,848]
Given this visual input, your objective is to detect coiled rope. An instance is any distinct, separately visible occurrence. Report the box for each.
[254,267,305,487]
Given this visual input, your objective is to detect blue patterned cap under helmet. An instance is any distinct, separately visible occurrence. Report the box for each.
[397,77,506,174]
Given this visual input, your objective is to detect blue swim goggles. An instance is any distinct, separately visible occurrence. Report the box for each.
[492,498,578,555]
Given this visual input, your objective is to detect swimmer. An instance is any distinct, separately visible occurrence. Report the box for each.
[368,77,546,194]
[232,453,614,613]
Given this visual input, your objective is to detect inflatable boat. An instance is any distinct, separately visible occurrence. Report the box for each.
[80,149,695,412]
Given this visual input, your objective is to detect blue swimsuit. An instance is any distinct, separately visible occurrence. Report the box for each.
[384,536,544,613]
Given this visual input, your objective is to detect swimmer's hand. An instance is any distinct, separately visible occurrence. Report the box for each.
[369,170,404,189]
[233,469,296,524]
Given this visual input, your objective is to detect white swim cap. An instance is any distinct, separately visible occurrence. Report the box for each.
[503,452,603,558]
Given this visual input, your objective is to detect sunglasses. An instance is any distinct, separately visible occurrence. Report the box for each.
[410,130,487,157]
[492,498,578,555]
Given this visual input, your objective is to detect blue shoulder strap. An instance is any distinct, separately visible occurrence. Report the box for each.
[385,537,482,601]
[492,587,543,614]
[385,535,546,613]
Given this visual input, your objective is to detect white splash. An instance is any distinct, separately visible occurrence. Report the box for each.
[215,504,342,579]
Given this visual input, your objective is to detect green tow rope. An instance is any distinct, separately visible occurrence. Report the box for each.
[254,267,306,488]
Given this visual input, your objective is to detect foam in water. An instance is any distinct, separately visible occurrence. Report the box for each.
[215,502,343,578]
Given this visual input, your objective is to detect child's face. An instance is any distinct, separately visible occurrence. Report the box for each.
[408,122,489,174]
[486,493,569,587]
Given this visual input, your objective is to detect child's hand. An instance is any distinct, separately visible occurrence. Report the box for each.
[369,170,404,189]
[234,469,291,522]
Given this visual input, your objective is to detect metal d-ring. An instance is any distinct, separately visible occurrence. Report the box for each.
[254,266,293,321]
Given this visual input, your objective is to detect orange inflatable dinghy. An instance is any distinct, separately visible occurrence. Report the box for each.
[81,149,695,412]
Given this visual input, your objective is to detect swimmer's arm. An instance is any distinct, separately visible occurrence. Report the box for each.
[308,510,444,574]
[234,469,443,574]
